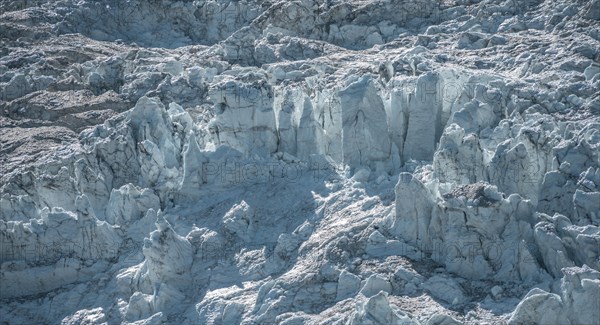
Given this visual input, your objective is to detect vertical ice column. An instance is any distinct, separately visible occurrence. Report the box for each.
[208,80,278,156]
[179,134,207,197]
[388,84,410,164]
[392,173,434,246]
[402,72,442,162]
[339,76,391,170]
[273,88,323,160]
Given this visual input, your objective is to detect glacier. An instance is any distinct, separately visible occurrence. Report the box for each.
[1,0,599,324]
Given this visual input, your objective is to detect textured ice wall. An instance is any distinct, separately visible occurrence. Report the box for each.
[1,0,600,324]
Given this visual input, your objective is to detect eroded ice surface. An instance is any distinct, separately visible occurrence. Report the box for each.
[1,0,599,324]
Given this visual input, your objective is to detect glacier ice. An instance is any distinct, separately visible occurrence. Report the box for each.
[1,0,600,324]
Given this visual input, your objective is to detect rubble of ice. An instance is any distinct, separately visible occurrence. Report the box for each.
[1,0,599,324]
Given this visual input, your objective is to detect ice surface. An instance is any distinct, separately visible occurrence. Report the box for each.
[1,0,599,324]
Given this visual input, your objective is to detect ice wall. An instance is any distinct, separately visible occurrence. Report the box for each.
[1,0,599,323]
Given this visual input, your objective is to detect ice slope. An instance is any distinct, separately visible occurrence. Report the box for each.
[1,0,599,324]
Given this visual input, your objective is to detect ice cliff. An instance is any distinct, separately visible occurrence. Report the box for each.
[1,0,599,324]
